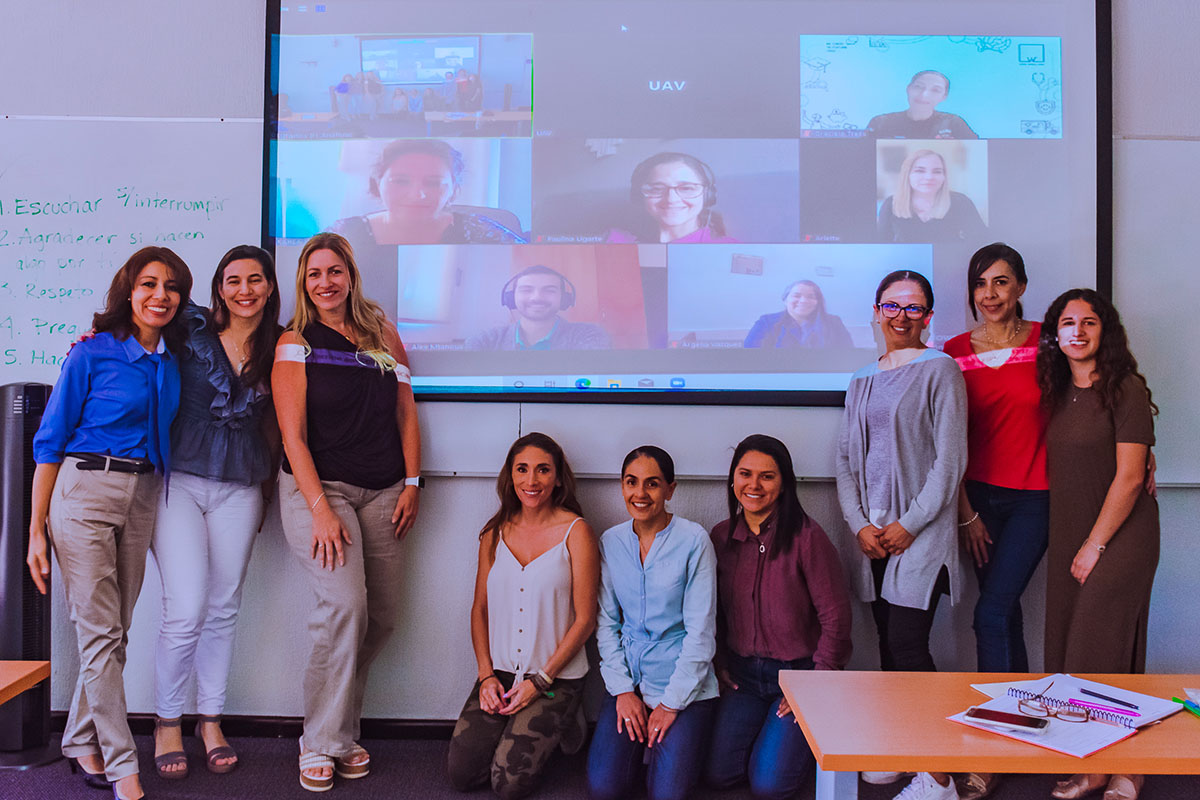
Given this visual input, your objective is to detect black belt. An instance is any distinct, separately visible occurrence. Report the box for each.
[66,452,155,474]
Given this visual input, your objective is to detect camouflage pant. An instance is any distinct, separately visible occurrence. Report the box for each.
[446,671,584,800]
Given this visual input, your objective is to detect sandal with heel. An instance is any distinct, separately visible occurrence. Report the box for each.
[1051,773,1109,799]
[334,742,370,779]
[197,714,239,774]
[299,749,335,793]
[153,716,189,780]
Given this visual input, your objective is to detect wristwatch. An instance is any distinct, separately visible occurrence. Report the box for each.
[404,476,425,488]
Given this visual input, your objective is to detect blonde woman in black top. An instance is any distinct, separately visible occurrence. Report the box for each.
[273,232,422,792]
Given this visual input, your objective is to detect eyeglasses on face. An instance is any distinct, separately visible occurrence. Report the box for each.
[639,182,705,200]
[877,302,930,319]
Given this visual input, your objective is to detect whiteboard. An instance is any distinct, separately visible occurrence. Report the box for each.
[0,117,263,383]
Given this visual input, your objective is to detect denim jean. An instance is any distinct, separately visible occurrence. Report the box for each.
[705,653,815,800]
[965,481,1050,672]
[587,693,715,800]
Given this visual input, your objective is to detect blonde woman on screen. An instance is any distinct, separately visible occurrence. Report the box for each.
[877,149,986,244]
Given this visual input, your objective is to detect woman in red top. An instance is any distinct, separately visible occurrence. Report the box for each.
[944,243,1048,676]
[943,244,1046,800]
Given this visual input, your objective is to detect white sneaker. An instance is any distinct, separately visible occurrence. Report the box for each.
[863,771,910,785]
[894,773,960,800]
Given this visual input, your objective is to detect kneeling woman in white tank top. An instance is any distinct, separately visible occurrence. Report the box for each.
[446,432,599,800]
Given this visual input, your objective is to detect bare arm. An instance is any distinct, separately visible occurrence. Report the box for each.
[539,519,599,679]
[1071,442,1149,584]
[272,333,352,569]
[26,462,62,595]
[471,530,502,713]
[384,325,421,538]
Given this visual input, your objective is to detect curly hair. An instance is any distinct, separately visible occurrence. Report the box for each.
[1036,288,1157,415]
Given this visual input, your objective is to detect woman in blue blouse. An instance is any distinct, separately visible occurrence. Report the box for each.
[149,245,282,780]
[587,445,718,800]
[27,247,193,800]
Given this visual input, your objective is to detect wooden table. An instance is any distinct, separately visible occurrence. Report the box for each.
[0,661,50,707]
[779,671,1200,800]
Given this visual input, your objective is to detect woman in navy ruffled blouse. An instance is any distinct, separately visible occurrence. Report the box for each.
[149,245,282,781]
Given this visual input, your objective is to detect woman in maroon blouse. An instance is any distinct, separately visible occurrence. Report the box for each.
[704,434,853,800]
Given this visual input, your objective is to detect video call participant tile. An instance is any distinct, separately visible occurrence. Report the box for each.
[532,138,800,245]
[271,137,532,316]
[534,27,802,138]
[665,243,933,353]
[389,244,651,353]
[274,33,533,141]
[800,34,1062,140]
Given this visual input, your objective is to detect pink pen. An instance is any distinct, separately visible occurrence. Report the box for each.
[1069,698,1141,717]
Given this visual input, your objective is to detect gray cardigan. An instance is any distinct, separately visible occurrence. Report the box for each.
[835,349,968,610]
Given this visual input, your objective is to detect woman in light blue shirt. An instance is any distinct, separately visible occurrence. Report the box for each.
[587,445,718,800]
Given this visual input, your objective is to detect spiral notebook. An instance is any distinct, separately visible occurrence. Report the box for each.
[949,674,1181,758]
[970,674,1181,728]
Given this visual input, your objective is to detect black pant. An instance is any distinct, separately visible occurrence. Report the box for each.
[870,558,949,671]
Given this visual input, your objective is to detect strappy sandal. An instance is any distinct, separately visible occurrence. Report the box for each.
[334,742,370,779]
[153,717,189,780]
[299,750,335,793]
[197,715,239,774]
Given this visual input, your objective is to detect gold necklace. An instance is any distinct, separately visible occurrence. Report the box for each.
[983,318,1022,346]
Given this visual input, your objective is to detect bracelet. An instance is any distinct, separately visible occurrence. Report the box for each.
[479,673,498,684]
[310,492,326,512]
[1087,540,1107,554]
[958,512,979,528]
[532,671,554,695]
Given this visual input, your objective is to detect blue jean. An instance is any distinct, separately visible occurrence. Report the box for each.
[965,481,1050,672]
[705,653,815,800]
[587,694,715,800]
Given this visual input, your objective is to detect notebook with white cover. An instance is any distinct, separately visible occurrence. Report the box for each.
[968,674,1180,729]
[948,694,1134,758]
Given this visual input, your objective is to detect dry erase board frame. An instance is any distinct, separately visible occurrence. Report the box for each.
[260,0,1113,407]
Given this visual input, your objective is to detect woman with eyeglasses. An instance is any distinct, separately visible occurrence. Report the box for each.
[834,270,967,800]
[1037,289,1159,800]
[606,152,739,244]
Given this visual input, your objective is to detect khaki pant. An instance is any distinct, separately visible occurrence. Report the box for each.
[278,471,406,757]
[48,458,161,781]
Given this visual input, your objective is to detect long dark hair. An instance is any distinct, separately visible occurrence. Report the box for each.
[967,242,1027,320]
[724,434,808,558]
[1037,288,1157,415]
[209,244,282,390]
[480,432,584,539]
[93,246,194,354]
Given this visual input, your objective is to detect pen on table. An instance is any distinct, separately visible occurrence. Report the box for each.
[1171,697,1200,719]
[1069,698,1140,717]
[1079,687,1139,710]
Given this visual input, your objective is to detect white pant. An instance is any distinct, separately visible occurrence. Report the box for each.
[151,472,262,718]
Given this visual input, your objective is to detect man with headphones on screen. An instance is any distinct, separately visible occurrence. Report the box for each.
[465,264,612,350]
